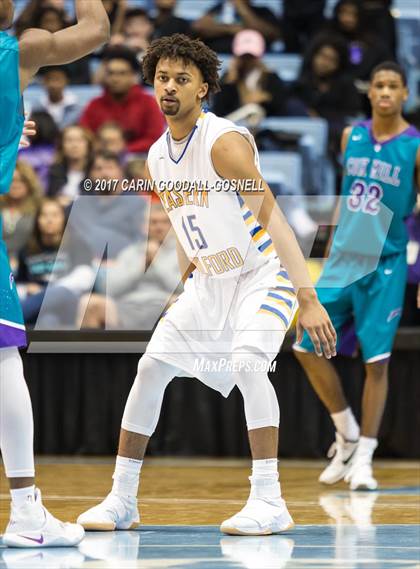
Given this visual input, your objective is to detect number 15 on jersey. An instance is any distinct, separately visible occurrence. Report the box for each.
[182,214,208,251]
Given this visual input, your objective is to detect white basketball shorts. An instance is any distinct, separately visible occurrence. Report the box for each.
[146,258,298,397]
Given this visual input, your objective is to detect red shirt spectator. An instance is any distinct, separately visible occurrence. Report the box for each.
[80,47,164,153]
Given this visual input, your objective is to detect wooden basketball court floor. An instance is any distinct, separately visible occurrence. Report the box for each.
[1,458,419,568]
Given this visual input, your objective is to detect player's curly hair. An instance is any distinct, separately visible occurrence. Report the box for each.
[142,34,221,99]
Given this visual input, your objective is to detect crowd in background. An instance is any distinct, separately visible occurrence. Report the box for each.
[1,0,419,330]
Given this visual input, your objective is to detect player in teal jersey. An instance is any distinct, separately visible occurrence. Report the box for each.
[0,0,109,548]
[294,61,420,491]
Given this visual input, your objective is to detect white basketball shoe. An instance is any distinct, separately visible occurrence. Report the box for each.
[220,498,294,536]
[77,493,140,531]
[344,445,378,491]
[2,488,84,548]
[319,432,359,485]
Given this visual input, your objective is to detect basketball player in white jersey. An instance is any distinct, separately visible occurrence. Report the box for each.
[78,34,336,536]
[0,0,109,548]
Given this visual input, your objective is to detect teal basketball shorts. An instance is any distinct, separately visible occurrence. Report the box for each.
[0,240,26,348]
[294,251,407,363]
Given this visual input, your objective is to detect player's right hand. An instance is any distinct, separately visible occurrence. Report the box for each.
[19,120,36,148]
[296,296,337,359]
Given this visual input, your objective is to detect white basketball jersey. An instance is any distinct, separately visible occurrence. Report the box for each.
[147,111,277,279]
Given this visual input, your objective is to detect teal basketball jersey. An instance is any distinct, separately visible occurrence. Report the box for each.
[332,120,420,258]
[0,32,26,348]
[0,32,24,199]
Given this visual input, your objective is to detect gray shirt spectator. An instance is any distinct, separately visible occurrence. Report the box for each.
[80,204,181,330]
[34,67,83,128]
[68,152,146,260]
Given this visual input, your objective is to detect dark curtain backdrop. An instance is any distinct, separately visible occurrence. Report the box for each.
[21,348,420,459]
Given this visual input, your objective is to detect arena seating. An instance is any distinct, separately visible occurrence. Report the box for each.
[259,151,302,191]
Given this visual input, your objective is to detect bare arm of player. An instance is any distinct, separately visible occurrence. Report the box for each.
[19,0,110,90]
[211,132,337,358]
[341,126,353,154]
[144,161,196,284]
[324,126,353,257]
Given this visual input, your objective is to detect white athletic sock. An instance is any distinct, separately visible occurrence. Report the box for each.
[111,456,143,498]
[10,485,35,508]
[331,408,360,441]
[356,436,378,462]
[249,459,281,500]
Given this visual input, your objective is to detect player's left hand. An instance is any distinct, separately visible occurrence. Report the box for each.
[19,120,36,148]
[417,284,420,309]
[296,295,337,359]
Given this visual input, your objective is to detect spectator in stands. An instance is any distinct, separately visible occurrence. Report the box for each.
[153,0,192,40]
[35,5,67,33]
[0,162,43,267]
[96,123,127,158]
[292,34,362,156]
[94,9,153,82]
[34,5,91,84]
[16,198,95,328]
[14,0,70,37]
[47,126,94,205]
[282,0,326,54]
[34,66,83,129]
[78,203,180,330]
[122,8,153,57]
[108,8,153,59]
[103,0,128,35]
[80,47,164,154]
[125,157,160,202]
[68,152,146,260]
[193,0,278,54]
[212,30,294,122]
[364,0,397,57]
[326,0,391,82]
[19,111,59,191]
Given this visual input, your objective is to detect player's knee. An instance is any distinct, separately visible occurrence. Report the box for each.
[135,355,175,390]
[123,356,175,437]
[232,353,280,429]
[125,356,174,423]
[137,355,162,382]
[365,361,389,382]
